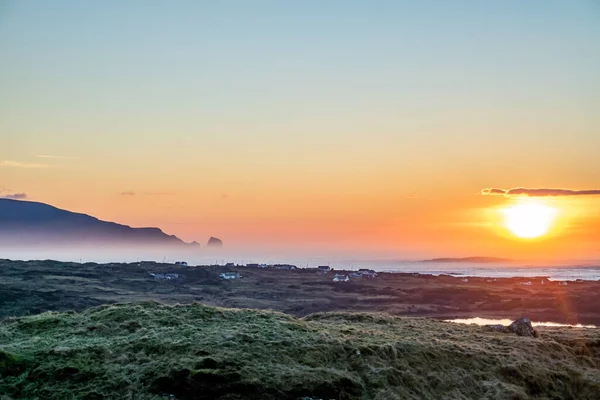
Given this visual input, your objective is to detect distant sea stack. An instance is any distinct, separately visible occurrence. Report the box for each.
[207,237,223,247]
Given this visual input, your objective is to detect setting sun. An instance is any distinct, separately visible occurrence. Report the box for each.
[502,201,558,239]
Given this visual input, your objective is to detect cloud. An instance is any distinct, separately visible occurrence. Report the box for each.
[0,160,49,168]
[481,187,600,197]
[120,192,136,196]
[3,193,27,200]
[36,155,76,160]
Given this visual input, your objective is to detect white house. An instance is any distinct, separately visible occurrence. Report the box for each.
[520,281,532,286]
[220,272,241,280]
[333,274,349,282]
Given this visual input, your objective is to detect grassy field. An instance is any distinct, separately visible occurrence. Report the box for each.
[1,302,599,400]
[1,259,600,325]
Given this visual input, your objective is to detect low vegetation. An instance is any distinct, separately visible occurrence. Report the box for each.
[1,302,599,399]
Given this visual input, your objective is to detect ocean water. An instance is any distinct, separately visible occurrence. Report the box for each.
[184,257,600,281]
[4,250,600,281]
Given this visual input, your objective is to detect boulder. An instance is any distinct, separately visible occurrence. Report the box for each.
[508,317,537,337]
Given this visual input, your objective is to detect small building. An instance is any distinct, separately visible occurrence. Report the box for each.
[333,274,349,282]
[165,273,179,280]
[318,266,331,273]
[274,264,297,270]
[520,281,532,286]
[220,272,241,280]
[246,263,260,268]
[559,281,568,286]
[174,261,188,266]
[358,269,377,278]
[225,262,235,267]
[461,278,469,283]
[151,273,166,280]
[349,272,362,278]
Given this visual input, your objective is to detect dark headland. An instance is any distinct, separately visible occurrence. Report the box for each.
[0,199,200,248]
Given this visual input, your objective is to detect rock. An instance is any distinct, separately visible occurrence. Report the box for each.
[508,317,537,337]
[207,237,223,247]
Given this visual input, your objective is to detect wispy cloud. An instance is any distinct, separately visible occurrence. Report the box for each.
[0,160,49,168]
[481,187,600,197]
[120,191,136,196]
[3,193,27,200]
[36,155,76,160]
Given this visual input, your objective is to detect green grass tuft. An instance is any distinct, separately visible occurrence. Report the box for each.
[0,302,598,399]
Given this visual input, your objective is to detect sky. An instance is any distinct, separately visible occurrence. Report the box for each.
[1,1,600,260]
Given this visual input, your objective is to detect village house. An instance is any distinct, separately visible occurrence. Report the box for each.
[274,264,297,270]
[174,261,188,266]
[220,272,241,280]
[349,272,362,278]
[246,263,260,268]
[520,281,532,286]
[333,273,349,282]
[150,273,180,281]
[317,266,331,273]
[358,269,377,278]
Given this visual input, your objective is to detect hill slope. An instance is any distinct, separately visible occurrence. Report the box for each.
[0,302,599,400]
[0,199,196,247]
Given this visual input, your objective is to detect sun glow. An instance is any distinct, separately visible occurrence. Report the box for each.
[502,200,558,239]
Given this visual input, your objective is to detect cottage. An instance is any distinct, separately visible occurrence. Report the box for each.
[246,263,260,268]
[358,269,377,278]
[274,264,297,270]
[165,273,179,280]
[349,272,362,278]
[174,261,188,266]
[318,266,331,273]
[520,281,532,286]
[225,262,235,267]
[151,273,166,280]
[220,272,241,280]
[333,274,349,282]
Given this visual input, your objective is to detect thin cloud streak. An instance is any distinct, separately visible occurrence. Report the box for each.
[36,155,77,160]
[481,187,600,197]
[0,160,49,168]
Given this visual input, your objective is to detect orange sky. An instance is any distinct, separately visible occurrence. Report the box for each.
[2,1,600,260]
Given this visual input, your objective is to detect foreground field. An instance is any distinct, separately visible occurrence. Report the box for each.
[1,302,599,400]
[1,259,599,325]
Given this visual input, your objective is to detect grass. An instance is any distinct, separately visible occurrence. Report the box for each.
[0,302,599,399]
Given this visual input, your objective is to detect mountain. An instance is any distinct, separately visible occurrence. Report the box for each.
[0,199,199,248]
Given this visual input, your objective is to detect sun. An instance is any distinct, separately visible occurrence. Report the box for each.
[502,200,558,239]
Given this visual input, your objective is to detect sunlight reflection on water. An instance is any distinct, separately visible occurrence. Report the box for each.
[446,317,597,329]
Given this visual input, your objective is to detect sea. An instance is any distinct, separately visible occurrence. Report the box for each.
[4,250,600,281]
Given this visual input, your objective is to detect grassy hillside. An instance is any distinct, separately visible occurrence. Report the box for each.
[0,302,599,400]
